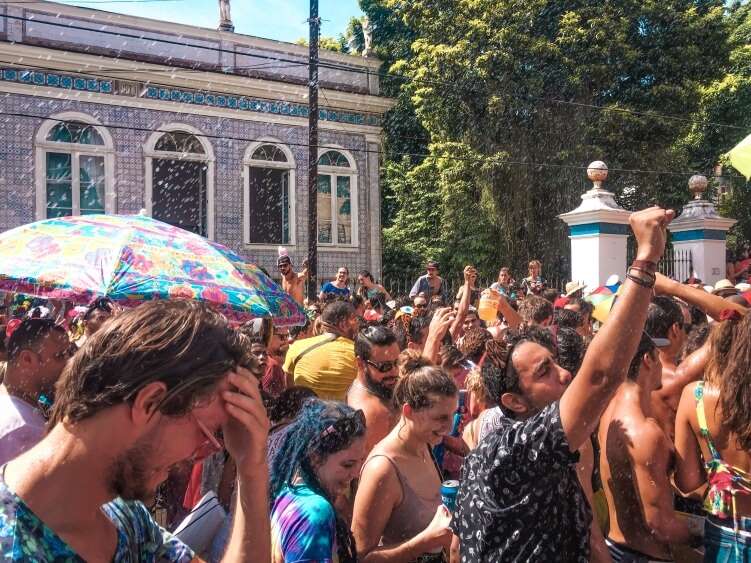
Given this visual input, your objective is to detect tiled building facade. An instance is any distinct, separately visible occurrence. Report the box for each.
[0,1,392,279]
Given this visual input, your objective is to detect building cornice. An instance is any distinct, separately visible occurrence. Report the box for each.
[6,0,384,71]
[0,43,395,116]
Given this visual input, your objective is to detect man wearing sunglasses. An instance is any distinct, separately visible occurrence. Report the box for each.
[278,255,308,305]
[0,301,271,563]
[348,325,400,453]
[0,318,72,465]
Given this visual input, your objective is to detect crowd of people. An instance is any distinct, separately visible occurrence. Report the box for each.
[0,206,750,562]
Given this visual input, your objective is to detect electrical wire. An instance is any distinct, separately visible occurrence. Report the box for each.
[0,12,746,133]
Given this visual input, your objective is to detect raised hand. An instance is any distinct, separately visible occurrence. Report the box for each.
[629,206,675,264]
[221,366,270,472]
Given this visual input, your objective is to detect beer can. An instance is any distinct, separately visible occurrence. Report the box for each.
[441,479,460,512]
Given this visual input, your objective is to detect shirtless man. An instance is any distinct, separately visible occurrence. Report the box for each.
[278,255,308,305]
[347,325,400,453]
[645,296,686,439]
[599,332,699,561]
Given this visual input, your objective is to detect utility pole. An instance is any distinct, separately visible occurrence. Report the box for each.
[306,0,320,301]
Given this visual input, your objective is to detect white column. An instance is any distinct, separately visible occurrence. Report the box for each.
[559,161,631,290]
[668,176,736,285]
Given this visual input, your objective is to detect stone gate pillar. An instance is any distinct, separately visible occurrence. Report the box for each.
[559,161,631,290]
[669,175,736,285]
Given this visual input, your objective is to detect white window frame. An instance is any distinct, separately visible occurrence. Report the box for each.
[242,139,297,249]
[34,112,116,220]
[144,123,215,240]
[316,146,358,249]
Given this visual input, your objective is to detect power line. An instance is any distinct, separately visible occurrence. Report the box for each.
[0,13,366,75]
[0,109,730,179]
[2,12,747,134]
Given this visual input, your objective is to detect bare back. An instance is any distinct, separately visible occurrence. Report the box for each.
[681,382,751,516]
[599,386,675,560]
[650,361,678,441]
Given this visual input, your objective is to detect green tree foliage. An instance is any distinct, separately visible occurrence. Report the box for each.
[363,0,734,281]
[678,2,751,249]
[293,36,348,52]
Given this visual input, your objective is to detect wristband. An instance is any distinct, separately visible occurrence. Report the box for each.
[626,273,655,289]
[628,266,656,284]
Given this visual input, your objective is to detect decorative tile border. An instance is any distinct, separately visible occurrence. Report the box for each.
[0,67,381,127]
[1,68,113,93]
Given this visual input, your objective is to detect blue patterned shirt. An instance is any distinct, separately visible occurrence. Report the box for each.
[0,468,194,562]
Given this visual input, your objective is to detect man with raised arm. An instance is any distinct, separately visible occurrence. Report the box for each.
[648,274,748,439]
[0,301,271,563]
[277,253,308,305]
[451,207,674,562]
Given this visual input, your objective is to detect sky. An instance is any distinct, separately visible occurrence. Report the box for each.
[58,0,363,44]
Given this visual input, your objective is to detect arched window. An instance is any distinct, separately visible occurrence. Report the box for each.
[145,125,214,238]
[243,141,296,246]
[35,114,114,220]
[317,149,357,246]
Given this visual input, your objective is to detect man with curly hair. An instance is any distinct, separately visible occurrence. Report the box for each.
[451,207,675,562]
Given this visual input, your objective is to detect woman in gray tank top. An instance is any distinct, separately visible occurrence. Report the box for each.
[352,354,458,563]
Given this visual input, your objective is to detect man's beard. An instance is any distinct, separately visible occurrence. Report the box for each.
[107,436,158,503]
[363,368,395,402]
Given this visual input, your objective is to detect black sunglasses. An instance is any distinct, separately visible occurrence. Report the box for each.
[366,359,397,373]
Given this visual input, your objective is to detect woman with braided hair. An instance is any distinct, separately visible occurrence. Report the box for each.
[268,399,367,563]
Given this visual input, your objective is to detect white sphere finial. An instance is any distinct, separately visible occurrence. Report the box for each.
[587,161,608,191]
[138,208,147,216]
[688,175,708,200]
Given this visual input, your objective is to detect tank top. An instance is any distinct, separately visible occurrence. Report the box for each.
[361,452,443,557]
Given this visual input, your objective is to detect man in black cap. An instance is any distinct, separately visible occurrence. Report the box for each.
[278,255,308,305]
[409,260,448,303]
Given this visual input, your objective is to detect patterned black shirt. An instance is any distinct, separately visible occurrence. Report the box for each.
[452,402,591,562]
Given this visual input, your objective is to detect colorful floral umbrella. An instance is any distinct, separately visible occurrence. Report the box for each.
[0,214,305,326]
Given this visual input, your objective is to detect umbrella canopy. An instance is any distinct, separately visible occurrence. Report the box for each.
[0,214,305,326]
[591,295,616,324]
[729,133,751,181]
